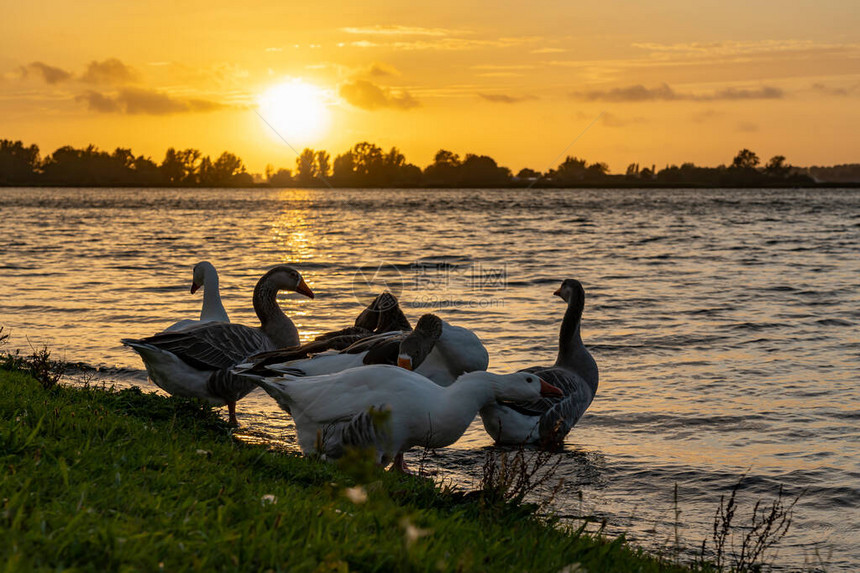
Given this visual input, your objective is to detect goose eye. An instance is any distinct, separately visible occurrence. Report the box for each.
[526,377,534,383]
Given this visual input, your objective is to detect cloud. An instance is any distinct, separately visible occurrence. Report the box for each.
[737,122,759,133]
[367,62,400,77]
[81,58,136,84]
[714,86,783,100]
[22,62,73,84]
[339,79,419,110]
[573,83,784,102]
[341,25,457,37]
[578,83,678,102]
[811,82,851,96]
[531,48,566,54]
[477,93,538,103]
[77,87,230,115]
[691,109,724,123]
[600,112,646,127]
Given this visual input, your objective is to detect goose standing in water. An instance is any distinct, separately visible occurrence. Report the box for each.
[480,279,598,448]
[122,265,314,425]
[249,365,563,471]
[164,261,230,332]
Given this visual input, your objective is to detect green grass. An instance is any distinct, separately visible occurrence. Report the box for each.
[0,368,702,572]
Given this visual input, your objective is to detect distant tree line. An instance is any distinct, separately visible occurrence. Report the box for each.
[2,138,852,188]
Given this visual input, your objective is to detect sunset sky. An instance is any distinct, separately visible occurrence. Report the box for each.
[2,0,858,174]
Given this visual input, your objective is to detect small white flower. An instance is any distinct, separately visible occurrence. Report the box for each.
[261,494,278,505]
[195,449,211,456]
[344,486,368,504]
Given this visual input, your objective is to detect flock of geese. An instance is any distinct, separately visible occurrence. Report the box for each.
[122,262,599,471]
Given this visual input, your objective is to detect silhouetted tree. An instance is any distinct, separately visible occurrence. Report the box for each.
[516,168,540,180]
[268,168,293,187]
[160,148,201,185]
[295,148,317,186]
[423,149,462,186]
[764,155,789,178]
[315,150,331,179]
[732,148,760,169]
[0,140,40,184]
[459,154,511,187]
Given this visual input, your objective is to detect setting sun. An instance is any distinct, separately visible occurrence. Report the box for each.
[257,80,331,144]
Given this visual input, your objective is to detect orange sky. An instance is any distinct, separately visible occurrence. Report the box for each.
[2,0,859,174]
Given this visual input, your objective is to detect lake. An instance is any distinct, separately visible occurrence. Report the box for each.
[1,186,857,570]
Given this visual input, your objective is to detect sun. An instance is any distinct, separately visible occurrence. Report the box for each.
[257,80,331,143]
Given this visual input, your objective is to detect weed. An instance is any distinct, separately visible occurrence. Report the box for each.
[0,327,64,389]
[698,473,803,572]
[479,442,564,509]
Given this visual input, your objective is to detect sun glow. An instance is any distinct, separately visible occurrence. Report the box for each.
[257,80,331,143]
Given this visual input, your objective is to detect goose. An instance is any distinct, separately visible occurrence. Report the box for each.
[122,265,314,425]
[248,364,564,471]
[242,313,443,379]
[164,261,230,332]
[247,292,412,367]
[260,315,488,386]
[479,279,599,448]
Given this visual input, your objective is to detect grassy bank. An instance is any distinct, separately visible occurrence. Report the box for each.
[0,368,699,572]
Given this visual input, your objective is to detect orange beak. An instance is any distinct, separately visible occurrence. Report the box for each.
[539,379,564,398]
[296,278,314,299]
[553,287,561,297]
[397,356,413,370]
[190,282,201,294]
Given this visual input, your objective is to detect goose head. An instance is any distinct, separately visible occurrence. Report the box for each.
[490,371,564,402]
[554,278,584,306]
[190,261,216,294]
[354,292,411,333]
[261,265,315,299]
[397,314,443,370]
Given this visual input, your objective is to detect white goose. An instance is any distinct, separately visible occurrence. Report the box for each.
[122,265,314,425]
[164,261,230,332]
[249,364,563,471]
[479,279,599,447]
[266,318,489,386]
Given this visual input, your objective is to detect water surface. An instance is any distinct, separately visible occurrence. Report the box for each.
[1,187,858,570]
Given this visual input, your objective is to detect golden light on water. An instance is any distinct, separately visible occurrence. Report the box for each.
[257,80,331,143]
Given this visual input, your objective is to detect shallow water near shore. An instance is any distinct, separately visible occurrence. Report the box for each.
[1,186,858,570]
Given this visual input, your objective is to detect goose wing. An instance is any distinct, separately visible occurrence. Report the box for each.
[124,322,271,371]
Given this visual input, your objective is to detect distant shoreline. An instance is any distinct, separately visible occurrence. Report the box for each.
[2,181,859,189]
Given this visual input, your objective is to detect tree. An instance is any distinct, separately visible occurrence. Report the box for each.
[315,150,331,179]
[764,155,789,178]
[0,140,40,184]
[516,168,540,180]
[160,148,201,185]
[268,168,293,186]
[732,148,760,169]
[295,148,317,186]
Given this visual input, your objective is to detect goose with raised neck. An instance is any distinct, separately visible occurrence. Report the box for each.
[122,265,314,425]
[479,278,599,447]
[164,261,230,332]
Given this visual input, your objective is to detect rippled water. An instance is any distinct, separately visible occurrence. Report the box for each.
[1,187,858,570]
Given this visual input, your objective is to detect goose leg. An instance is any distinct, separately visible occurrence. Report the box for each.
[227,401,238,427]
[390,452,411,474]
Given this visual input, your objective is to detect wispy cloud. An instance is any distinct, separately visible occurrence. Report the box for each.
[81,58,136,84]
[341,25,459,37]
[478,93,538,104]
[21,62,73,84]
[811,82,852,96]
[339,79,419,110]
[367,62,400,77]
[77,87,232,115]
[531,47,566,54]
[737,121,759,132]
[573,83,784,102]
